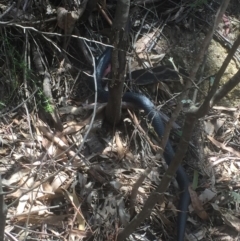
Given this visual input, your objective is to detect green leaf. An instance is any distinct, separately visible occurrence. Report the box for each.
[192,170,199,190]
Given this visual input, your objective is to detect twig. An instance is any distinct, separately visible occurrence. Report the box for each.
[210,34,240,107]
[215,30,240,62]
[0,2,16,19]
[98,3,112,26]
[79,42,99,154]
[207,135,240,158]
[0,88,38,118]
[43,72,63,131]
[0,175,7,241]
[127,109,160,151]
[7,41,106,210]
[129,167,151,217]
[23,102,34,140]
[192,54,208,103]
[0,22,114,48]
[74,28,92,65]
[23,29,30,98]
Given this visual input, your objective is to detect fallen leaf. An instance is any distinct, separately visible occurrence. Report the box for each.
[212,203,240,232]
[62,181,85,231]
[207,135,240,157]
[115,132,125,159]
[2,169,30,186]
[51,172,68,192]
[189,186,208,220]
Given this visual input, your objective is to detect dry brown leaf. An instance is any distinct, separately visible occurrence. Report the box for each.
[230,162,239,173]
[42,136,56,156]
[212,203,240,232]
[42,131,68,161]
[189,186,208,220]
[37,125,86,167]
[118,198,130,226]
[69,229,90,241]
[16,194,29,214]
[149,53,165,62]
[127,110,160,151]
[222,212,240,232]
[30,181,50,201]
[214,118,225,133]
[204,120,215,135]
[135,32,156,55]
[59,106,84,115]
[125,151,135,162]
[13,212,70,224]
[187,228,207,241]
[0,146,9,155]
[102,146,117,156]
[115,132,125,159]
[63,123,86,136]
[42,181,53,193]
[51,172,68,192]
[213,106,237,111]
[62,182,85,231]
[223,162,231,176]
[62,109,105,136]
[57,7,79,34]
[54,132,68,161]
[207,135,240,157]
[17,176,35,213]
[2,169,30,186]
[3,133,17,141]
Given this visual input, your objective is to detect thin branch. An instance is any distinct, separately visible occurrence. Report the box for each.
[0,175,7,241]
[0,2,16,19]
[0,88,39,118]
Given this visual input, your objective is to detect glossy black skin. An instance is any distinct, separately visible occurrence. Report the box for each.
[91,47,190,241]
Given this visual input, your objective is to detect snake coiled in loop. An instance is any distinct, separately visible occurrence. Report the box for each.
[90,47,190,241]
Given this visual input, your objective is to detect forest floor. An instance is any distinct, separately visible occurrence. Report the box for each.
[1,0,240,240]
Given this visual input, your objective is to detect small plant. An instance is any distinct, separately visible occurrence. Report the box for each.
[0,36,32,105]
[37,90,54,113]
[43,99,54,113]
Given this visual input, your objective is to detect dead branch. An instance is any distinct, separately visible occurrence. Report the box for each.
[105,0,130,124]
[32,45,63,131]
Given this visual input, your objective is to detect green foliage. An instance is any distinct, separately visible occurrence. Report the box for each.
[192,170,199,190]
[1,37,53,113]
[37,90,54,113]
[43,100,54,113]
[0,37,32,106]
[2,37,31,82]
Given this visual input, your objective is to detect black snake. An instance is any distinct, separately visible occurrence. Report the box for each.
[89,47,190,241]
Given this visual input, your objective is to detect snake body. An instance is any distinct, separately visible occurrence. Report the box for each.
[91,47,190,241]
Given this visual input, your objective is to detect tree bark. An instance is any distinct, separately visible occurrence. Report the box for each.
[105,0,130,125]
